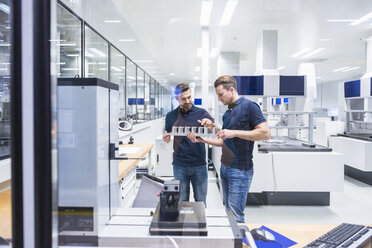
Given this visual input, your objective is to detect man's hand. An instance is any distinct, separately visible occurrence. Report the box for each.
[187,132,204,143]
[198,118,214,128]
[162,131,171,143]
[217,129,236,140]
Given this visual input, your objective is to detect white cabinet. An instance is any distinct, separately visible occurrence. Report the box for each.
[119,167,136,208]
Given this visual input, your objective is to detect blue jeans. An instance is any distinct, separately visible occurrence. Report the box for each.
[173,164,208,205]
[220,163,253,223]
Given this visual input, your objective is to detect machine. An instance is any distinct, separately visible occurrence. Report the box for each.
[329,78,372,185]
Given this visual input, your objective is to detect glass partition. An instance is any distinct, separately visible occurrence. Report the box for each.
[56,4,82,77]
[144,73,150,120]
[126,59,137,121]
[110,46,126,119]
[0,0,11,243]
[155,81,160,118]
[150,77,155,120]
[163,88,171,115]
[84,25,108,80]
[136,67,145,122]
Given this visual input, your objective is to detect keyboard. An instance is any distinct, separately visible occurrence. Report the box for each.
[305,223,372,248]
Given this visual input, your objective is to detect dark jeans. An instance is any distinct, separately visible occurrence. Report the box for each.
[220,163,253,223]
[173,164,208,205]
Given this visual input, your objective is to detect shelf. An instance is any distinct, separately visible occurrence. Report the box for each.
[270,126,309,129]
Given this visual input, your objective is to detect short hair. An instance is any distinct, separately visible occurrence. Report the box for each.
[214,75,237,90]
[174,83,190,96]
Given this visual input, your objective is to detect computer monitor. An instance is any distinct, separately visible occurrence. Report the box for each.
[327,107,339,117]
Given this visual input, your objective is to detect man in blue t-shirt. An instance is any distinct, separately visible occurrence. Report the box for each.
[163,83,213,205]
[187,75,270,222]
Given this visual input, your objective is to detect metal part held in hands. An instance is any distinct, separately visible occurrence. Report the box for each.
[171,126,217,137]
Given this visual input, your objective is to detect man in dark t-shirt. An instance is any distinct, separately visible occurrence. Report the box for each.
[187,75,270,222]
[163,83,213,205]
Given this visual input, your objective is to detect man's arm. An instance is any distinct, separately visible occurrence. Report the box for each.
[217,122,270,141]
[187,132,223,147]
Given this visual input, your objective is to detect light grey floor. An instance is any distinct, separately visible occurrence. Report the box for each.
[142,172,372,225]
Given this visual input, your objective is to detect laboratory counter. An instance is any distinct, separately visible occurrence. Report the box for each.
[337,133,372,142]
[118,143,154,180]
[257,136,332,152]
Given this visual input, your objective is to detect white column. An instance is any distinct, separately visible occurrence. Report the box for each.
[256,30,278,75]
[201,27,210,111]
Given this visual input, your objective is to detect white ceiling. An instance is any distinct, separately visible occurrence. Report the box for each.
[63,0,372,86]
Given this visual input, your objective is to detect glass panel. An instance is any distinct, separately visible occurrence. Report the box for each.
[136,67,145,122]
[84,25,108,80]
[110,46,126,119]
[126,59,137,122]
[155,81,160,118]
[0,0,11,243]
[144,73,150,121]
[150,77,155,120]
[163,88,171,115]
[56,4,82,78]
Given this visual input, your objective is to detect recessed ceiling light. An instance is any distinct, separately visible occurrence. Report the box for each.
[333,67,350,72]
[303,48,326,58]
[316,76,321,79]
[350,12,372,25]
[327,19,355,22]
[195,66,201,72]
[319,39,331,41]
[342,66,360,72]
[194,76,199,80]
[169,18,184,24]
[89,48,106,57]
[200,0,213,26]
[277,66,285,70]
[291,48,311,58]
[104,20,121,23]
[119,39,136,42]
[220,0,238,26]
[134,60,154,63]
[169,73,175,76]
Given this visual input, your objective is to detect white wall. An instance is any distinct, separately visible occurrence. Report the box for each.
[314,81,346,120]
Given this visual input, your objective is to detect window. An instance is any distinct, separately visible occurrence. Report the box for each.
[126,59,137,121]
[136,67,145,122]
[110,46,126,119]
[57,4,82,77]
[84,25,108,80]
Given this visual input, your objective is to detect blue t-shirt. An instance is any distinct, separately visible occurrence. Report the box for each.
[221,97,266,170]
[165,105,213,167]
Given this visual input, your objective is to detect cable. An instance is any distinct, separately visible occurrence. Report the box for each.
[271,153,278,193]
[165,235,179,248]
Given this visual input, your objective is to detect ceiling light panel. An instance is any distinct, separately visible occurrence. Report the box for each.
[350,12,372,25]
[200,0,213,26]
[291,48,311,58]
[303,48,326,58]
[220,0,238,26]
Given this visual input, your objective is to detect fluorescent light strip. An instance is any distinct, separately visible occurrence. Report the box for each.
[56,43,76,47]
[119,39,136,42]
[342,66,360,72]
[350,12,372,25]
[61,68,79,71]
[303,48,326,58]
[319,39,331,41]
[104,20,121,23]
[327,19,355,22]
[0,44,10,47]
[89,48,106,57]
[333,67,350,72]
[66,54,79,57]
[111,66,122,72]
[0,3,10,14]
[56,62,66,65]
[200,0,213,26]
[220,0,238,26]
[291,48,311,58]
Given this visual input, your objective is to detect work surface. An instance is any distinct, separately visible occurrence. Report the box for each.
[118,143,153,179]
[257,136,332,152]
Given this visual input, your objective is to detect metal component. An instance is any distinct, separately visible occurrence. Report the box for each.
[171,126,217,138]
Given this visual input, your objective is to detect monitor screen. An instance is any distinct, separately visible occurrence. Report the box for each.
[327,107,339,117]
